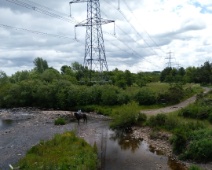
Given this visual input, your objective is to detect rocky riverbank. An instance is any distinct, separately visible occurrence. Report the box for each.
[131,126,212,170]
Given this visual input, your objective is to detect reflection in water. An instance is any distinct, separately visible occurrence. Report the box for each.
[100,128,187,170]
[0,119,13,130]
[110,130,142,153]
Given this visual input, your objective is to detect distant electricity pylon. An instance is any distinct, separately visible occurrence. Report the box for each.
[70,0,115,81]
[166,51,173,68]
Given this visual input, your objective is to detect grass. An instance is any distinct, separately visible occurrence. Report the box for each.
[16,131,98,170]
[54,117,66,125]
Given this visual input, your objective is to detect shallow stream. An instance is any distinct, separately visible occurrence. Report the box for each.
[0,112,187,170]
[0,119,13,130]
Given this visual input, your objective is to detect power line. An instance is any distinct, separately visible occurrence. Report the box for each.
[4,0,162,70]
[122,0,166,55]
[5,0,77,24]
[0,24,79,41]
[102,0,161,57]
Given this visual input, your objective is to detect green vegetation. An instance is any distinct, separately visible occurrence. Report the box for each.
[16,131,98,170]
[0,57,206,110]
[179,90,212,123]
[0,58,211,165]
[189,165,203,170]
[110,102,142,129]
[145,93,212,162]
[54,117,66,125]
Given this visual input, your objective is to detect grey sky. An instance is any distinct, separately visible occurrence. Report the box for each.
[0,0,212,75]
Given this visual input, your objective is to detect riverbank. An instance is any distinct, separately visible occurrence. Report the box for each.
[131,126,212,170]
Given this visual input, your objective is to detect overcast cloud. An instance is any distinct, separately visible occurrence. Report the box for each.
[0,0,212,75]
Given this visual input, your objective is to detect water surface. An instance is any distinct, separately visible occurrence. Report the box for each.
[0,119,13,130]
[83,123,187,170]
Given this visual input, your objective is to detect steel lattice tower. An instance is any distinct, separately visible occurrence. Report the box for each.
[70,0,114,81]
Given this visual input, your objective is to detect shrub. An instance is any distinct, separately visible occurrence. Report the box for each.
[182,139,212,162]
[189,165,203,170]
[171,128,188,154]
[135,88,156,105]
[178,129,212,162]
[101,86,118,105]
[136,113,147,124]
[164,116,180,131]
[158,84,184,104]
[179,104,211,120]
[54,118,66,125]
[147,114,167,128]
[110,102,140,129]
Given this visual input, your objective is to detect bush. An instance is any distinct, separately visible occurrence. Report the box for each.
[189,165,203,170]
[54,118,66,125]
[135,88,156,105]
[179,102,212,122]
[182,139,212,162]
[171,128,188,154]
[101,86,118,105]
[158,84,184,104]
[164,116,180,131]
[17,132,98,170]
[136,113,147,124]
[110,102,140,129]
[178,129,212,162]
[147,114,167,128]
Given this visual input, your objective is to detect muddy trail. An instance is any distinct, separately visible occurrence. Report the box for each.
[141,87,211,115]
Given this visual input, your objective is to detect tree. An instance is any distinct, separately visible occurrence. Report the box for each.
[71,62,85,81]
[33,57,49,73]
[160,67,172,82]
[60,65,77,83]
[0,71,9,85]
[124,70,133,86]
[10,70,30,83]
[41,68,61,83]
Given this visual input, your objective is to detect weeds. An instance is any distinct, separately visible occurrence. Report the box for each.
[54,117,66,125]
[16,131,98,170]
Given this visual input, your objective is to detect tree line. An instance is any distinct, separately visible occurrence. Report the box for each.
[0,57,211,109]
[160,61,212,84]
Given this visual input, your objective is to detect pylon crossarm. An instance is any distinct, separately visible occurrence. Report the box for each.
[75,18,114,27]
[99,19,115,25]
[69,0,88,4]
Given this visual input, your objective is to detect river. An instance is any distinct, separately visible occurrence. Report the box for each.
[0,110,187,170]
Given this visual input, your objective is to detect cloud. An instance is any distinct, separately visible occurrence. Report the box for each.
[0,0,212,75]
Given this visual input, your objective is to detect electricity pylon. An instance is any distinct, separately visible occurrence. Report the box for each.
[70,0,115,81]
[166,51,173,68]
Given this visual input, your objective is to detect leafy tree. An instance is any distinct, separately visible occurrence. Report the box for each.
[41,68,61,83]
[184,67,197,83]
[10,70,30,83]
[160,67,172,82]
[124,70,133,86]
[0,71,9,85]
[33,57,49,73]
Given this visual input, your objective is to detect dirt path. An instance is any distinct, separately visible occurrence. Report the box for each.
[141,87,211,116]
